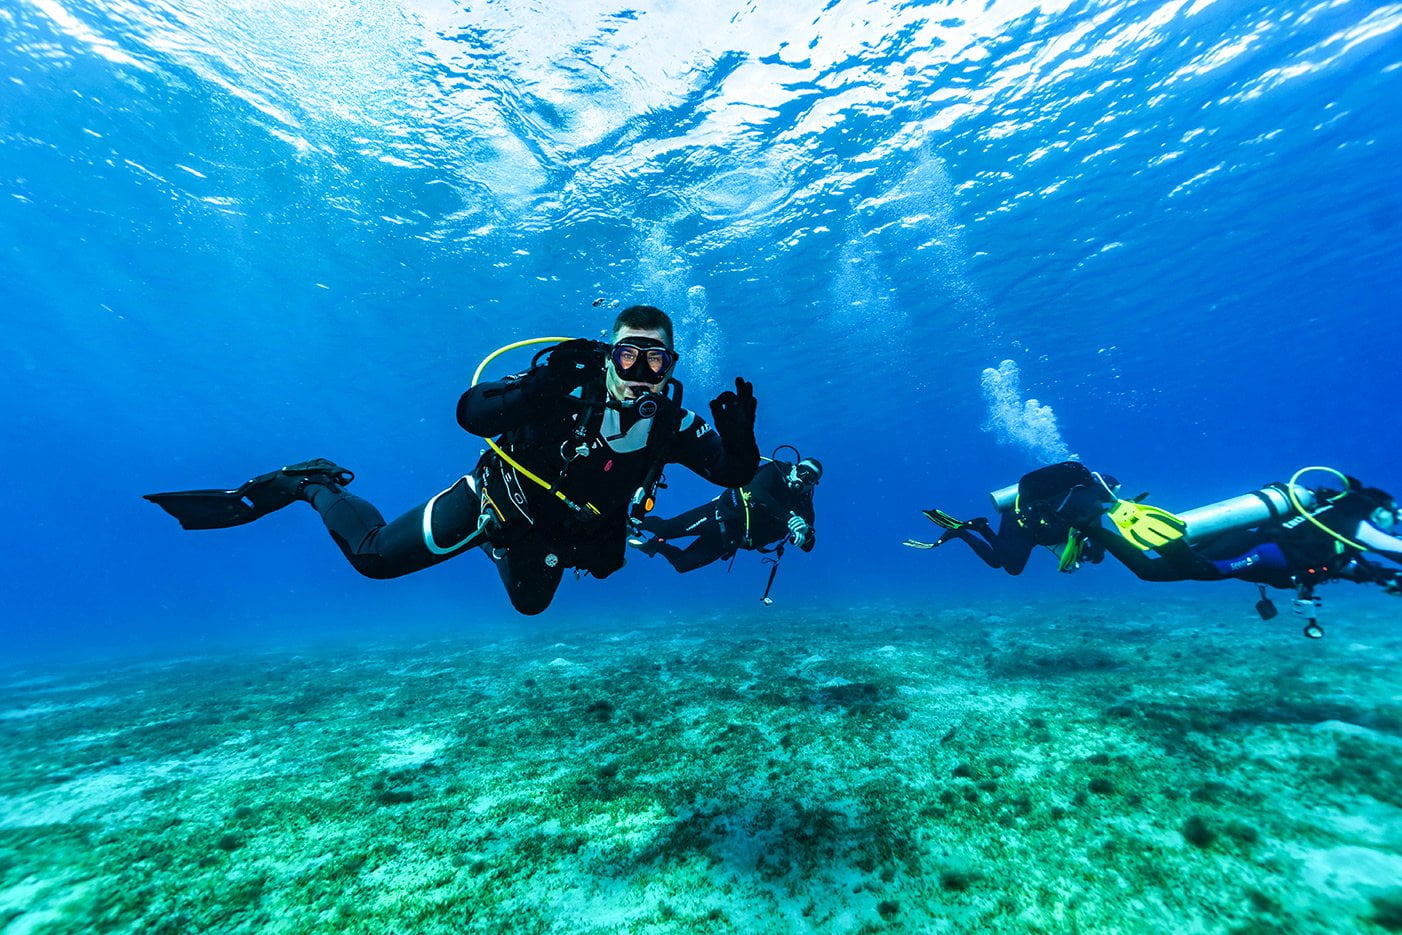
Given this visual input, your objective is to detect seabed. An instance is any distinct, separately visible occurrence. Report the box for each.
[2,596,1401,933]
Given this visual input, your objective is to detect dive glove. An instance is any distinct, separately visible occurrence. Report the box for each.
[528,339,605,399]
[709,377,759,461]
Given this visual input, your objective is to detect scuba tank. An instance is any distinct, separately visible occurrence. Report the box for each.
[1177,483,1316,543]
[989,479,1318,544]
[988,483,1019,513]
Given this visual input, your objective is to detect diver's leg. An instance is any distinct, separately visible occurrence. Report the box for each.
[642,502,717,541]
[938,528,1003,569]
[655,524,731,573]
[987,514,1040,576]
[1083,525,1181,580]
[304,475,486,579]
[144,459,354,530]
[1207,543,1290,583]
[939,513,1021,571]
[1082,526,1222,582]
[487,538,565,616]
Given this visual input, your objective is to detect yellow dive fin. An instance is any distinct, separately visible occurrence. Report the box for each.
[1056,533,1085,572]
[1107,498,1187,551]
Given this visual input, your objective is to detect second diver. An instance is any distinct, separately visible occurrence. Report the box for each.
[627,455,821,572]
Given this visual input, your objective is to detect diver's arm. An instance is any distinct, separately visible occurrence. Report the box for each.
[782,481,818,552]
[1353,522,1402,564]
[671,410,758,488]
[791,513,816,552]
[458,340,603,438]
[457,374,535,437]
[1332,556,1401,589]
[796,503,816,551]
[705,377,760,485]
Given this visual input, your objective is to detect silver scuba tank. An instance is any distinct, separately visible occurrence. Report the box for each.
[987,480,1318,543]
[988,483,1019,513]
[1177,483,1316,543]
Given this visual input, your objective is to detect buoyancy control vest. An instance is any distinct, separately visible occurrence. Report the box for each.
[478,373,684,543]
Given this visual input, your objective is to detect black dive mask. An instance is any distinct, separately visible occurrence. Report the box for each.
[609,338,677,385]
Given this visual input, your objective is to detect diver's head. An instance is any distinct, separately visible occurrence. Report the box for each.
[787,458,823,491]
[606,305,677,404]
[1090,471,1121,500]
[1360,486,1399,531]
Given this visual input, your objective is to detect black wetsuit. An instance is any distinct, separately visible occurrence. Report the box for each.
[944,461,1109,575]
[300,362,757,614]
[641,460,817,572]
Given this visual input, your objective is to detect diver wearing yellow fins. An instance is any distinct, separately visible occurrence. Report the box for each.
[909,463,1402,636]
[144,305,761,615]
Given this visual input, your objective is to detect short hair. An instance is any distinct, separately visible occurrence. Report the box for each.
[612,305,674,347]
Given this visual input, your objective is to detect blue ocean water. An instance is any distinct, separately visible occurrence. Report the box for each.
[2,0,1399,660]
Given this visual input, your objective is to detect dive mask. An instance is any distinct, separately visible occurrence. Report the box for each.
[609,338,677,385]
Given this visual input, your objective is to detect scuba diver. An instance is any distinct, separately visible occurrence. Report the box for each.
[1073,468,1402,634]
[627,452,821,574]
[144,305,760,616]
[902,461,1128,574]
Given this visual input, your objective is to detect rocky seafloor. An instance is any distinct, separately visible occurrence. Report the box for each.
[2,596,1401,934]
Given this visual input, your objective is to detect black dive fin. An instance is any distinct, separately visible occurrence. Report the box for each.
[143,487,271,530]
[144,459,353,530]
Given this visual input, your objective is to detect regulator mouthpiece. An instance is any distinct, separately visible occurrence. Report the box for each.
[631,393,663,419]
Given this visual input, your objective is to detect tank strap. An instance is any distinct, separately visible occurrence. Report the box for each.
[1249,486,1292,521]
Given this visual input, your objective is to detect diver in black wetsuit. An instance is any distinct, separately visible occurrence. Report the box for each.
[145,305,760,616]
[904,461,1115,574]
[628,457,821,572]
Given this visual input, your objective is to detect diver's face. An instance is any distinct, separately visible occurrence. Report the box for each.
[606,326,672,402]
[1372,504,1399,532]
[786,463,819,491]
